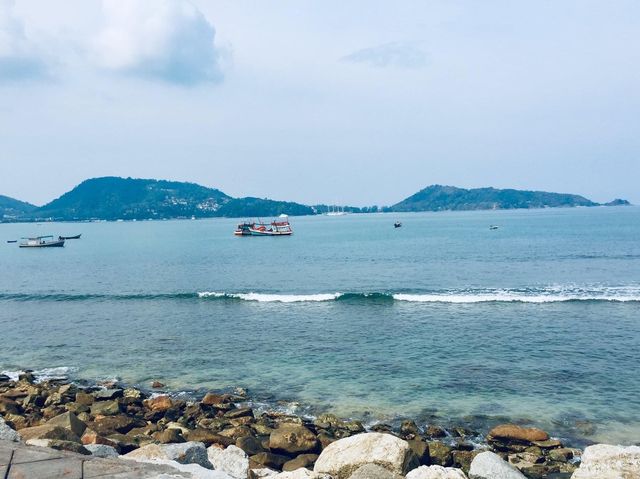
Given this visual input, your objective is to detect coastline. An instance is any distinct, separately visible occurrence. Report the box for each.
[0,368,589,478]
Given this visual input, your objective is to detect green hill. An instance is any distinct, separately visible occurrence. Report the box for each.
[391,185,598,212]
[0,194,36,220]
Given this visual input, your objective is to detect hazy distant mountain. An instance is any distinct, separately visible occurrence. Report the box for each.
[28,176,314,221]
[0,194,36,220]
[391,185,599,212]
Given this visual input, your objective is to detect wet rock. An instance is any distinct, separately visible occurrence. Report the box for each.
[46,411,87,437]
[237,435,268,455]
[93,388,123,400]
[486,425,549,452]
[226,407,255,419]
[91,399,121,416]
[152,380,166,388]
[406,465,468,479]
[428,441,453,467]
[571,444,640,479]
[123,441,213,469]
[407,438,430,465]
[401,420,421,438]
[250,451,291,470]
[84,443,120,457]
[207,444,250,479]
[468,451,526,479]
[348,463,405,478]
[547,447,579,462]
[451,450,481,473]
[283,454,319,471]
[19,423,81,443]
[425,426,447,438]
[0,416,21,441]
[270,424,319,455]
[313,432,419,479]
[317,432,335,450]
[202,392,231,406]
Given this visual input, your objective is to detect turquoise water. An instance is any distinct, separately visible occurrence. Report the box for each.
[1,207,639,444]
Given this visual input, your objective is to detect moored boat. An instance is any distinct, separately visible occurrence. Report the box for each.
[235,216,293,236]
[19,236,65,248]
[58,234,81,240]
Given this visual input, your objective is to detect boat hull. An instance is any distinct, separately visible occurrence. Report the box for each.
[19,240,65,248]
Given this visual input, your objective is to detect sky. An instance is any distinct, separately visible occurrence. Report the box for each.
[0,0,638,207]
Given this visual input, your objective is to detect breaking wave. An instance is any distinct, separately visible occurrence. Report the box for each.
[2,287,639,304]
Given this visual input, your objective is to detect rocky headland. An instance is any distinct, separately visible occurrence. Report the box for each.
[0,371,638,479]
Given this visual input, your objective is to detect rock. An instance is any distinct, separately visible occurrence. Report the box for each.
[25,438,91,455]
[18,424,81,443]
[348,463,405,478]
[93,388,123,400]
[47,411,87,437]
[91,399,121,416]
[428,442,453,467]
[90,414,141,435]
[152,380,166,388]
[123,441,214,469]
[155,427,186,443]
[76,391,94,405]
[425,426,447,438]
[0,397,21,415]
[145,394,174,411]
[186,428,236,447]
[270,424,319,455]
[406,465,468,479]
[237,435,267,455]
[250,468,279,478]
[84,443,120,457]
[272,469,331,479]
[401,420,421,438]
[81,428,119,448]
[250,451,291,470]
[407,439,430,465]
[203,392,231,406]
[226,407,254,419]
[0,416,21,441]
[468,451,526,479]
[314,432,419,479]
[486,425,549,451]
[451,450,481,473]
[283,454,319,471]
[548,447,579,462]
[571,444,640,479]
[207,445,250,479]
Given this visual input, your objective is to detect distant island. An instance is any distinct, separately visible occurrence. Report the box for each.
[0,177,631,222]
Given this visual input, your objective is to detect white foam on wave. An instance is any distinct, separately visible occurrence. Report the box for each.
[0,366,77,382]
[198,292,341,303]
[393,292,640,303]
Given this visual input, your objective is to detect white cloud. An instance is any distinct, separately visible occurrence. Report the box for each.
[342,42,427,69]
[94,0,223,85]
[0,0,48,81]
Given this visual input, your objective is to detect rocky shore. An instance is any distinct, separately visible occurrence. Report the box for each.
[0,371,638,479]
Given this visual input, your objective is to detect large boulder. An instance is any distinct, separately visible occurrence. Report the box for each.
[90,399,121,416]
[486,425,549,451]
[270,424,319,454]
[313,432,419,479]
[272,469,332,479]
[207,445,250,479]
[0,416,21,442]
[18,424,81,443]
[571,444,640,479]
[348,463,404,478]
[283,454,319,472]
[47,411,87,437]
[468,451,526,479]
[123,441,213,469]
[406,465,468,478]
[84,443,120,458]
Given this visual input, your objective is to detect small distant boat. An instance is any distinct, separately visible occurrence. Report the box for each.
[19,235,65,248]
[235,216,293,236]
[394,221,402,228]
[58,234,81,240]
[326,205,347,216]
[7,240,17,243]
[489,225,499,230]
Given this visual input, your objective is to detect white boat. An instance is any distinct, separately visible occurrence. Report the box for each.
[234,216,293,236]
[19,235,65,248]
[326,205,347,216]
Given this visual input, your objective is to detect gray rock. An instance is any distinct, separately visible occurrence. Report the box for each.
[84,443,120,458]
[348,463,404,478]
[124,441,213,469]
[571,444,640,479]
[0,416,21,442]
[207,445,249,479]
[47,411,87,437]
[93,388,124,400]
[468,451,526,479]
[406,465,468,479]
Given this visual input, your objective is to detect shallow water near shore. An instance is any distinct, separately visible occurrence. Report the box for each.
[1,207,640,445]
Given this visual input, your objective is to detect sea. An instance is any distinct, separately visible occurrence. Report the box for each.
[1,206,639,446]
